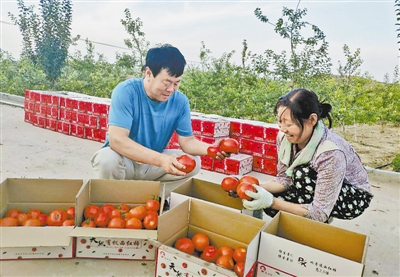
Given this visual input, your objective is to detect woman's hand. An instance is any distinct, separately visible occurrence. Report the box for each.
[243,185,275,210]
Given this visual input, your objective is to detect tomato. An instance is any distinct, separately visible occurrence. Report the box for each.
[128,206,147,220]
[6,208,22,218]
[0,217,18,226]
[117,203,130,212]
[17,213,32,226]
[221,176,240,192]
[174,237,195,255]
[66,206,75,219]
[218,245,234,257]
[207,145,220,159]
[200,245,220,262]
[239,175,259,185]
[177,155,196,173]
[191,233,210,252]
[47,210,68,226]
[62,219,75,226]
[233,246,247,263]
[101,204,116,215]
[84,205,100,220]
[234,261,245,277]
[216,255,235,270]
[108,217,125,229]
[145,199,160,212]
[109,208,126,219]
[23,218,42,226]
[236,182,256,200]
[37,214,48,226]
[219,138,239,154]
[94,212,110,228]
[28,209,42,219]
[126,217,143,229]
[143,213,158,230]
[81,218,95,228]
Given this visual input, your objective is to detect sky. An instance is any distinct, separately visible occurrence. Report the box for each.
[1,0,398,82]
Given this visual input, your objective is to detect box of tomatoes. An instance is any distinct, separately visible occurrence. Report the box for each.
[69,179,163,260]
[155,198,267,277]
[0,178,84,260]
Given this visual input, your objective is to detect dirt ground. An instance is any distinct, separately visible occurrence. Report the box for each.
[332,124,399,172]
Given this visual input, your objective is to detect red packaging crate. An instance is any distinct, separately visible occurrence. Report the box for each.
[86,128,106,143]
[99,116,108,131]
[29,114,38,125]
[78,100,94,114]
[57,121,71,135]
[200,116,230,138]
[33,103,41,115]
[30,91,41,103]
[59,109,72,122]
[49,95,60,106]
[92,102,110,116]
[191,117,202,136]
[65,98,80,111]
[39,104,48,116]
[76,113,99,128]
[239,138,253,155]
[70,111,78,124]
[252,121,267,141]
[225,153,253,175]
[23,101,35,113]
[261,159,278,176]
[200,156,214,171]
[229,120,242,137]
[264,124,279,144]
[262,143,278,160]
[48,107,59,119]
[24,90,31,100]
[197,135,226,145]
[252,156,263,172]
[24,112,32,123]
[252,140,264,157]
[59,96,67,108]
[40,93,52,105]
[213,159,225,174]
[45,118,58,132]
[71,124,85,138]
[240,121,254,139]
[33,116,46,128]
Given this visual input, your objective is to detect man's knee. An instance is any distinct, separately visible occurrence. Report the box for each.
[91,147,125,179]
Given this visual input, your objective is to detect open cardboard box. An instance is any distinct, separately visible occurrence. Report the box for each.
[69,179,163,260]
[0,178,84,260]
[155,198,267,277]
[257,212,368,276]
[170,178,244,213]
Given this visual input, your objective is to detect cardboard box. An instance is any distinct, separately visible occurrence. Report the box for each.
[0,178,84,260]
[169,178,243,212]
[155,199,267,277]
[69,179,163,260]
[257,212,368,276]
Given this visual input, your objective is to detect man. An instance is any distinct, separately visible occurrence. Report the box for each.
[91,44,227,199]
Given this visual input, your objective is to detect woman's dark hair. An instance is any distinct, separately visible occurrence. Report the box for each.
[273,89,332,130]
[145,44,186,77]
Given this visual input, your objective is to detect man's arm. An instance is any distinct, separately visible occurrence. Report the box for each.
[178,135,227,160]
[108,125,186,176]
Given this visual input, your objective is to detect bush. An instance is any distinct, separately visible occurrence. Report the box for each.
[392,154,400,172]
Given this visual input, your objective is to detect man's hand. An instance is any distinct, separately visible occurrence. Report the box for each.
[242,185,274,210]
[158,154,187,176]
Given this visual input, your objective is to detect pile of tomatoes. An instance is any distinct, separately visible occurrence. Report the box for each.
[174,232,246,277]
[80,198,160,229]
[221,174,260,200]
[0,207,76,227]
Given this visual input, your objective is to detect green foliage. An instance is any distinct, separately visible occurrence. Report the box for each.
[392,154,400,172]
[396,0,400,50]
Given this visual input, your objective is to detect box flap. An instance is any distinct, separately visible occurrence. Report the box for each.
[0,227,73,248]
[69,226,157,240]
[158,199,190,243]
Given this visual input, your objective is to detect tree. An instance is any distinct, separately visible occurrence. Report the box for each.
[253,5,332,89]
[396,0,400,50]
[9,0,77,89]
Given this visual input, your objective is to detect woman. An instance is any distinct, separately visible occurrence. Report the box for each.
[243,89,373,223]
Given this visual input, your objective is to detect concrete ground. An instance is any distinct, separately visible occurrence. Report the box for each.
[0,101,399,277]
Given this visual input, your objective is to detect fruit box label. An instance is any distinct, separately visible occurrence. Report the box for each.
[0,245,74,260]
[75,237,156,260]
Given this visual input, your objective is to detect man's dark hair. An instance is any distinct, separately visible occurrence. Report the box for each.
[145,44,186,77]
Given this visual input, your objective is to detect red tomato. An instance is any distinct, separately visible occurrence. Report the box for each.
[47,210,68,226]
[177,155,196,173]
[17,213,32,226]
[218,245,234,257]
[6,208,22,218]
[94,212,110,228]
[143,213,158,230]
[108,217,125,229]
[28,209,42,219]
[109,208,126,219]
[192,233,210,252]
[200,245,220,262]
[23,218,42,227]
[0,217,18,226]
[207,145,220,159]
[234,261,245,277]
[236,182,256,200]
[101,204,116,215]
[66,206,75,219]
[84,205,100,220]
[233,246,247,263]
[117,203,130,212]
[174,237,195,255]
[81,218,95,228]
[126,217,143,229]
[221,176,240,192]
[219,138,239,154]
[128,206,147,220]
[216,255,235,270]
[62,219,75,226]
[239,175,259,185]
[145,199,160,212]
[38,214,48,226]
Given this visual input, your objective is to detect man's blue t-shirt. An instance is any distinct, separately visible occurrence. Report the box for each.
[103,78,193,153]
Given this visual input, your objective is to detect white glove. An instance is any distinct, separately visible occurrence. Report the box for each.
[243,185,274,210]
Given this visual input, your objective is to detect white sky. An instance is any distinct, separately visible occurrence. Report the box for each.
[1,0,399,82]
